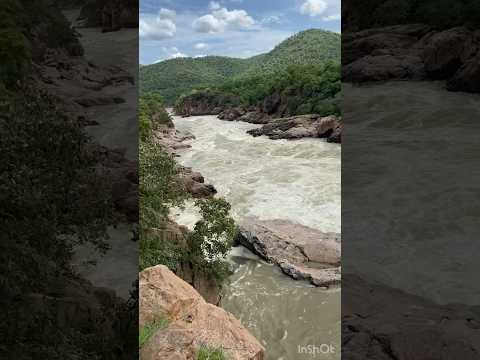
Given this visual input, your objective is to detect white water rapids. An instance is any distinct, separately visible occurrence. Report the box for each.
[172,115,341,360]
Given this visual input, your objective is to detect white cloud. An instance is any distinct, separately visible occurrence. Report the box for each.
[209,1,221,10]
[261,15,281,24]
[162,46,188,59]
[194,42,209,50]
[158,8,176,19]
[194,54,207,58]
[193,7,255,33]
[193,14,224,33]
[322,13,340,21]
[300,0,328,17]
[140,8,176,40]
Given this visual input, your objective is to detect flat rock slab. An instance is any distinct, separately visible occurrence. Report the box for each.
[236,218,341,287]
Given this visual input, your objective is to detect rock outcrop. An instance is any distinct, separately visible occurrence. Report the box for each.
[343,24,480,93]
[343,274,480,360]
[77,0,139,32]
[235,218,341,287]
[154,126,217,199]
[182,167,217,198]
[140,265,265,360]
[175,91,237,117]
[247,114,342,143]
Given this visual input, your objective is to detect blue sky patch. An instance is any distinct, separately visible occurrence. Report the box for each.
[140,0,340,64]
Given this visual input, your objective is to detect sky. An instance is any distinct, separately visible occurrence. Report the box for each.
[140,0,341,65]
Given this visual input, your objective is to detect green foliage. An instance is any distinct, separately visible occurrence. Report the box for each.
[197,345,227,360]
[191,198,237,260]
[139,97,235,283]
[0,0,83,89]
[139,317,169,348]
[1,90,113,297]
[346,0,480,30]
[0,89,122,360]
[176,61,341,117]
[139,96,189,271]
[139,138,186,229]
[242,29,341,77]
[0,28,31,88]
[140,29,340,105]
[139,93,173,140]
[184,198,235,284]
[140,56,250,105]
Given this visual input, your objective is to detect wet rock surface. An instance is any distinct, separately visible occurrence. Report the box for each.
[343,275,480,360]
[154,125,217,199]
[343,24,480,93]
[247,114,342,142]
[139,265,265,360]
[236,218,341,287]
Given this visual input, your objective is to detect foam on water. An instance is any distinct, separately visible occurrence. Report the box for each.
[173,115,341,233]
[172,114,341,360]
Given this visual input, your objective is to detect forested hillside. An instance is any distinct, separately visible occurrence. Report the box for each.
[342,0,480,31]
[243,29,340,77]
[140,29,340,105]
[139,56,250,105]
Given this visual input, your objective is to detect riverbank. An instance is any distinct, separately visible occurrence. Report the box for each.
[175,94,343,143]
[47,9,139,299]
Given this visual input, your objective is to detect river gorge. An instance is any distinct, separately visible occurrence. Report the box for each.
[171,115,341,360]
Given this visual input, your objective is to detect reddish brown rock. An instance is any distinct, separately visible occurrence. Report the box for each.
[139,265,265,360]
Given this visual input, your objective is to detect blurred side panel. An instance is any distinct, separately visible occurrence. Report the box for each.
[342,0,480,359]
[0,0,139,358]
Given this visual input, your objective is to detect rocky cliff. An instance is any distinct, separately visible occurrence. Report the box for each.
[343,24,480,93]
[140,265,265,360]
[175,92,343,143]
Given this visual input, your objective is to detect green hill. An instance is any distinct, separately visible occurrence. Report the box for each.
[140,29,340,105]
[139,56,250,105]
[243,29,341,76]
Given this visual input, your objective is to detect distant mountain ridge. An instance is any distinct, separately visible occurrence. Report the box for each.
[140,29,341,104]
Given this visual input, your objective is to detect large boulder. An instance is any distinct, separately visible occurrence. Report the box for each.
[235,218,341,287]
[423,27,472,79]
[237,111,270,124]
[262,92,282,114]
[342,24,430,65]
[343,275,480,360]
[247,114,342,142]
[447,53,480,93]
[139,265,265,360]
[343,54,425,82]
[183,174,217,198]
[342,25,480,93]
[218,107,245,121]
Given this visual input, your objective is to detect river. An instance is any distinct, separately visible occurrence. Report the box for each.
[66,9,138,299]
[343,81,480,306]
[172,115,341,360]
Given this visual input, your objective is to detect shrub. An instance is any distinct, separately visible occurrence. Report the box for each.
[139,317,169,348]
[197,345,227,360]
